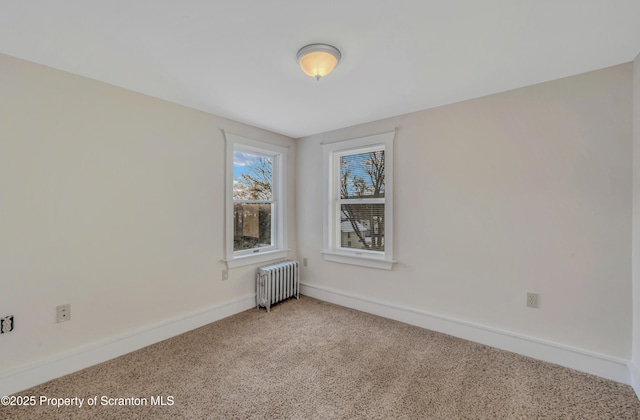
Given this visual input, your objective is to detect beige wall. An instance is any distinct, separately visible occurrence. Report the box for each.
[0,53,296,372]
[297,64,633,358]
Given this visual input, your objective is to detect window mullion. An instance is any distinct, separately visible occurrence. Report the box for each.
[233,200,274,204]
[337,198,385,205]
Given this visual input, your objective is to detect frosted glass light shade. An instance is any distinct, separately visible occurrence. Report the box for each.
[297,44,341,80]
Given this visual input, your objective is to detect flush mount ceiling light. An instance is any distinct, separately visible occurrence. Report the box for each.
[296,44,341,81]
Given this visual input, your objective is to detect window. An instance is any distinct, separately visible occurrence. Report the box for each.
[322,132,396,270]
[225,133,288,268]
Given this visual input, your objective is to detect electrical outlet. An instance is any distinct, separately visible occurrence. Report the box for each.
[526,292,539,308]
[222,269,229,281]
[303,257,308,267]
[1,316,14,333]
[57,304,71,322]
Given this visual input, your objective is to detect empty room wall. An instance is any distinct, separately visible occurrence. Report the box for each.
[0,53,296,391]
[297,64,633,378]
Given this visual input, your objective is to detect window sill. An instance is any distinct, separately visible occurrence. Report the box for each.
[322,251,396,270]
[224,249,290,269]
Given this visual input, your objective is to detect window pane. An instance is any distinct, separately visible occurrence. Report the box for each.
[234,203,272,251]
[340,203,384,251]
[233,151,273,200]
[340,150,384,199]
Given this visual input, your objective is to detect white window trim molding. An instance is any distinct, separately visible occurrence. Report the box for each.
[225,249,290,269]
[322,131,396,270]
[223,132,289,269]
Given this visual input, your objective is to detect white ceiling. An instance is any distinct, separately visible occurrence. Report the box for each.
[1,1,640,138]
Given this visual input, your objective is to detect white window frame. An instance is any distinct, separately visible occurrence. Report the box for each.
[224,132,288,269]
[322,131,396,270]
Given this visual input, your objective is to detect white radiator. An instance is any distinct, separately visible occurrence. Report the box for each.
[256,260,299,312]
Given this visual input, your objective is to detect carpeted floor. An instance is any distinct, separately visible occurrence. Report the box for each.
[4,295,640,419]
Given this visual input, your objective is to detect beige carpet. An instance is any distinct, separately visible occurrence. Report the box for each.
[4,295,640,419]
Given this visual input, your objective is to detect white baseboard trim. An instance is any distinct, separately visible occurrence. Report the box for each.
[629,361,640,398]
[0,294,256,396]
[301,283,631,385]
